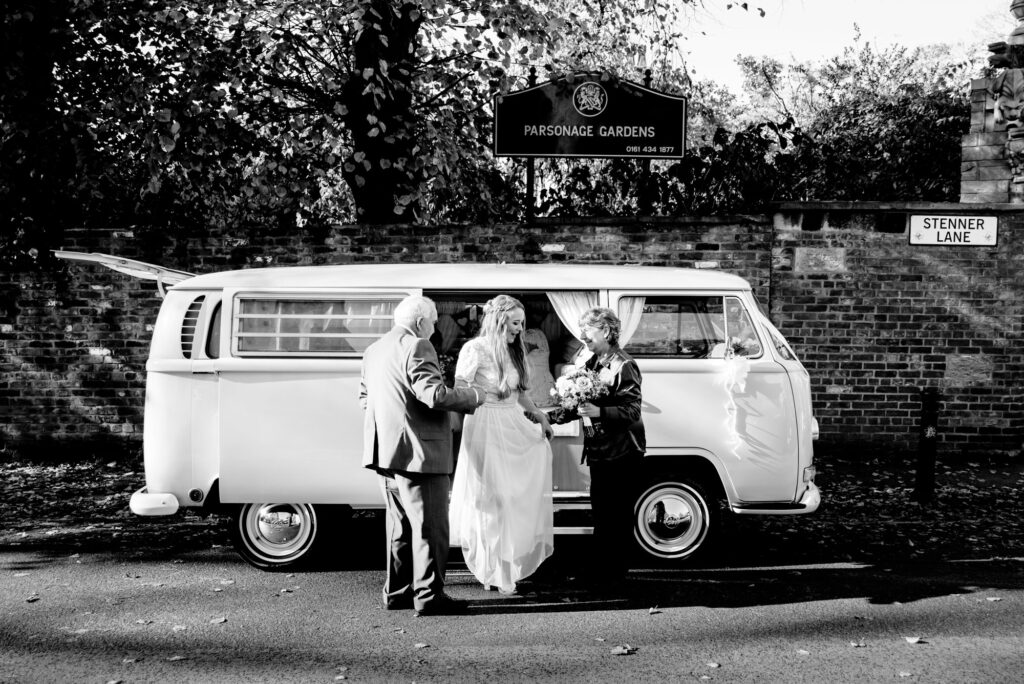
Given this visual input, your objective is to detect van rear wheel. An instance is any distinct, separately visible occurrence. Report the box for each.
[230,503,320,570]
[633,477,713,562]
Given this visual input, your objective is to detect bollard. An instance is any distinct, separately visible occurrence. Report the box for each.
[913,387,940,505]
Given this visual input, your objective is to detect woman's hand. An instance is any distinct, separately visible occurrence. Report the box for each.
[523,409,554,440]
[578,402,601,419]
[537,413,553,440]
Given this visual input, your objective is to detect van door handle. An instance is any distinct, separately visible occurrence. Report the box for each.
[191,361,218,375]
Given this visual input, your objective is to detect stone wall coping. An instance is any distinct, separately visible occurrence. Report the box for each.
[773,201,1024,214]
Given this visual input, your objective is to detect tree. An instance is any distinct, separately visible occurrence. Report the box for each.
[5,0,772,266]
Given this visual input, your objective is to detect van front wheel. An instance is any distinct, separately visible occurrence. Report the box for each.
[632,478,713,561]
[230,503,319,570]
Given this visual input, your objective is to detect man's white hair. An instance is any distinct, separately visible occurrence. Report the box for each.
[394,295,436,328]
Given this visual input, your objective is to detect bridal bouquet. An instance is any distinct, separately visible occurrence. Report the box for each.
[550,368,610,436]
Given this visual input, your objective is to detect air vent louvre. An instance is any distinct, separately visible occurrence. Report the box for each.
[181,296,205,359]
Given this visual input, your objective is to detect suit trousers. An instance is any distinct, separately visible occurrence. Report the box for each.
[379,470,452,611]
[588,457,637,580]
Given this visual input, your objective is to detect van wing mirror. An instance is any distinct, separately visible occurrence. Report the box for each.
[53,250,195,298]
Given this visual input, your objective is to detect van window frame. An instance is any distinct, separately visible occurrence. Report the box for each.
[228,289,416,358]
[609,290,765,360]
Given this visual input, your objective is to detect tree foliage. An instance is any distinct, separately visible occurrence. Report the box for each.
[737,39,972,201]
[0,1,981,268]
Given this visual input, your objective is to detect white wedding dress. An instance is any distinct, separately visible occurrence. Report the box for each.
[449,337,554,593]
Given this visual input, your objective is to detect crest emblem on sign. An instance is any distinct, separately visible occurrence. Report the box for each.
[573,82,607,117]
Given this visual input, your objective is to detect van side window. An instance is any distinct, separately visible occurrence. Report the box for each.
[725,297,763,358]
[206,302,221,359]
[621,296,726,358]
[233,296,400,356]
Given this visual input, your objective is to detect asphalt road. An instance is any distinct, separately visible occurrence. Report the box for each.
[2,525,1023,684]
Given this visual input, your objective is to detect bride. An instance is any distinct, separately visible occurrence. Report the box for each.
[449,295,555,595]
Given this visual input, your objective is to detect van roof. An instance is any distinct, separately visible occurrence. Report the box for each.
[173,263,752,292]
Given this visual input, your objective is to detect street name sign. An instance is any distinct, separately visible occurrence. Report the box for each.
[493,73,686,159]
[909,215,998,246]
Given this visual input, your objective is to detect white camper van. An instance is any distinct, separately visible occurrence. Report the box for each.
[58,253,820,569]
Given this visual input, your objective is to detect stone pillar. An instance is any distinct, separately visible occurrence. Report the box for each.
[960,1,1024,203]
[959,79,1010,203]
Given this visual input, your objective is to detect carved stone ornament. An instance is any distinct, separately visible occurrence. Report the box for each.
[989,68,1024,136]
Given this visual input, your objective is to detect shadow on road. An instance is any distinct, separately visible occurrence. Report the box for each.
[3,449,1024,612]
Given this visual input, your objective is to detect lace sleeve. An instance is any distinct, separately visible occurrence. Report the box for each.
[454,339,480,385]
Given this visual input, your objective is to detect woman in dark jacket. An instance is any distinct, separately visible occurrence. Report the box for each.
[554,306,645,585]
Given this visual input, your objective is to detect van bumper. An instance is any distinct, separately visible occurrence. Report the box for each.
[129,487,180,516]
[730,481,821,515]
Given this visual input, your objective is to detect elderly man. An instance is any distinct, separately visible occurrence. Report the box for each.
[359,295,483,616]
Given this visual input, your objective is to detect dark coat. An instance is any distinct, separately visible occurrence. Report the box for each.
[582,346,646,463]
[552,345,646,464]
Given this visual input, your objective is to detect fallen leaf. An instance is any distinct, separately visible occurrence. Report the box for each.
[26,593,40,603]
[796,649,810,655]
[850,642,866,648]
[986,597,1002,602]
[210,617,227,624]
[594,637,606,642]
[172,625,187,632]
[707,662,720,668]
[166,655,186,662]
[648,607,662,615]
[212,588,223,593]
[414,643,429,649]
[14,572,29,577]
[135,619,152,625]
[610,645,637,656]
[899,672,912,678]
[121,657,139,664]
[220,580,235,585]
[904,636,925,644]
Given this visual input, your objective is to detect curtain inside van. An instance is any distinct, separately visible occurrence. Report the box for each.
[617,296,645,346]
[546,292,597,341]
[546,292,646,348]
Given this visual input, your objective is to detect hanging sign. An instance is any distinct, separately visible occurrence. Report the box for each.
[909,215,998,246]
[493,73,687,159]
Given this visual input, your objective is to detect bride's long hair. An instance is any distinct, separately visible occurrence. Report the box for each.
[479,295,530,398]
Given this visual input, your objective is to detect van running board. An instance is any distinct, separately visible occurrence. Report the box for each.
[554,526,594,535]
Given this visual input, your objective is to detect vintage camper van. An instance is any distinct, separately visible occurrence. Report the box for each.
[57,253,820,569]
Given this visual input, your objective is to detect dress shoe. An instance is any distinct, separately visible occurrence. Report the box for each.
[414,595,469,617]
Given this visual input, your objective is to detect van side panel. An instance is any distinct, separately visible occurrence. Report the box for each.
[217,362,377,504]
[143,291,197,501]
[639,359,798,502]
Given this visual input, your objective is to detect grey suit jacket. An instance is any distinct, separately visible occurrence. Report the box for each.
[359,326,479,475]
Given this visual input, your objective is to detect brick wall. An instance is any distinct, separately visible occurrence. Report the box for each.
[772,202,1023,456]
[1,208,1021,461]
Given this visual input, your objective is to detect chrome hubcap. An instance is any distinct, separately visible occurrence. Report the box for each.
[241,503,316,561]
[635,484,708,558]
